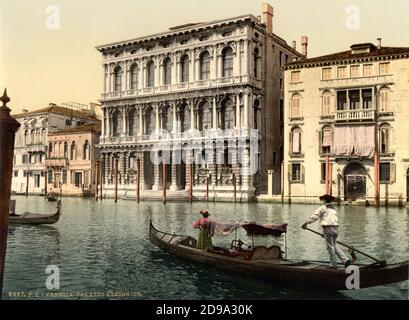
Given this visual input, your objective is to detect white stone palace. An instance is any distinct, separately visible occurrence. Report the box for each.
[97,4,303,201]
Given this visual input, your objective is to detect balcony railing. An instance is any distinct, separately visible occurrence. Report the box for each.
[100,75,261,100]
[335,109,375,122]
[45,158,69,168]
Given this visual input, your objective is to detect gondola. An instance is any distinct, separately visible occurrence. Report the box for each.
[149,221,409,290]
[47,193,59,202]
[9,200,62,225]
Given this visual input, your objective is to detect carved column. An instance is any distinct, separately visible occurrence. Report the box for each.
[170,150,179,191]
[152,151,161,191]
[212,96,217,129]
[235,94,241,130]
[185,150,193,191]
[119,152,125,185]
[138,151,145,191]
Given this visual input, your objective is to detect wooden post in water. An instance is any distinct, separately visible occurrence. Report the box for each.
[44,169,48,199]
[95,160,99,201]
[114,158,118,203]
[189,163,193,204]
[233,173,237,203]
[374,152,380,207]
[329,162,333,196]
[325,156,330,194]
[206,176,209,202]
[99,157,103,201]
[25,171,29,197]
[136,158,140,204]
[163,159,167,205]
[0,89,20,298]
[281,161,284,203]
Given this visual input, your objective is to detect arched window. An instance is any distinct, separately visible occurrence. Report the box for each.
[198,102,212,131]
[83,140,90,160]
[147,60,155,88]
[222,47,234,77]
[253,48,259,78]
[180,55,189,83]
[291,94,302,118]
[145,106,154,135]
[41,129,46,144]
[48,143,53,157]
[322,91,332,116]
[130,64,138,90]
[177,104,190,133]
[291,127,302,154]
[64,142,68,158]
[24,130,29,146]
[253,100,260,130]
[163,58,172,85]
[161,106,173,133]
[379,88,391,112]
[128,109,136,136]
[321,125,333,155]
[70,142,76,160]
[112,110,122,137]
[199,51,211,80]
[220,98,235,130]
[380,124,392,154]
[30,130,35,145]
[114,66,122,92]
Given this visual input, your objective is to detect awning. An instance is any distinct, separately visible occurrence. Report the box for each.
[242,223,288,237]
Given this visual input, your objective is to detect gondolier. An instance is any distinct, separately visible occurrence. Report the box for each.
[302,194,351,269]
[192,210,213,250]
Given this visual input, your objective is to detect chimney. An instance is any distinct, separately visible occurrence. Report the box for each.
[377,38,382,49]
[292,41,297,50]
[262,3,274,34]
[301,36,308,57]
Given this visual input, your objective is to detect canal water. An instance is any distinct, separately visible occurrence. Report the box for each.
[3,196,408,300]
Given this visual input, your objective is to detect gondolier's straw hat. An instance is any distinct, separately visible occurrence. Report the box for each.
[319,194,335,202]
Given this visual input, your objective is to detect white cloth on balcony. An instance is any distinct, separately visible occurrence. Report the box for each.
[322,130,333,147]
[292,132,301,153]
[333,125,375,157]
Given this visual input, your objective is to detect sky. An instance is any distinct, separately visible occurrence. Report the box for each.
[1,0,408,113]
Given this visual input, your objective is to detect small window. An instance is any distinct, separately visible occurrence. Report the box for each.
[291,163,302,182]
[350,65,360,78]
[322,68,332,80]
[291,94,302,118]
[322,92,332,116]
[321,127,333,155]
[291,128,302,154]
[65,119,72,126]
[380,163,390,182]
[199,36,209,41]
[380,125,391,154]
[379,63,390,76]
[362,89,373,109]
[14,170,19,177]
[291,71,301,83]
[363,64,373,77]
[379,88,390,112]
[337,66,348,79]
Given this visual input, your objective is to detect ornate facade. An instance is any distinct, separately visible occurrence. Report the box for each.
[97,5,302,201]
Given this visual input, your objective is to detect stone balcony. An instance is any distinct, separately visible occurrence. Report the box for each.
[101,75,261,100]
[99,128,259,145]
[26,143,47,153]
[335,109,376,122]
[45,158,69,168]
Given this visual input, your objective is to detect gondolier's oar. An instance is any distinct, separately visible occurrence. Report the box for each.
[304,227,386,265]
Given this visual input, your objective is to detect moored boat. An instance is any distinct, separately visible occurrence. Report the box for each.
[149,221,408,290]
[47,193,59,202]
[9,200,62,225]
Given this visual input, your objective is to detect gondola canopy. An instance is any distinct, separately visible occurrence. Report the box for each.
[242,223,288,237]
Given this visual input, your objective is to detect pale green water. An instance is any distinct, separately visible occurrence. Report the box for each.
[2,196,408,300]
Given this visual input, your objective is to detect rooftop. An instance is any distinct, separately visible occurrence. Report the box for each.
[13,104,99,122]
[285,43,409,69]
[48,122,101,136]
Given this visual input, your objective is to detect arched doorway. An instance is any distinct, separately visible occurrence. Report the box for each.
[344,163,367,201]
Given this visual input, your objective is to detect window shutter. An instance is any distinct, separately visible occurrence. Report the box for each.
[319,130,323,156]
[390,163,396,184]
[289,132,292,153]
[301,164,305,184]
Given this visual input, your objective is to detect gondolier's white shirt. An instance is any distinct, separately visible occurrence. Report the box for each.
[306,204,339,227]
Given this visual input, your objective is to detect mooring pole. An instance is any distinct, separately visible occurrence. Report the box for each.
[95,160,99,201]
[206,176,209,202]
[189,163,193,204]
[233,173,237,203]
[44,169,48,199]
[136,158,140,204]
[114,158,118,203]
[0,89,20,298]
[281,161,284,203]
[163,159,167,205]
[99,157,103,201]
[25,171,29,197]
[374,152,380,207]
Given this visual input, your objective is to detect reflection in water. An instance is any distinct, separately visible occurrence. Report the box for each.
[2,196,408,300]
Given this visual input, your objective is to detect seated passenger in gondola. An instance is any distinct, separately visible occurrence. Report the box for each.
[192,210,213,250]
